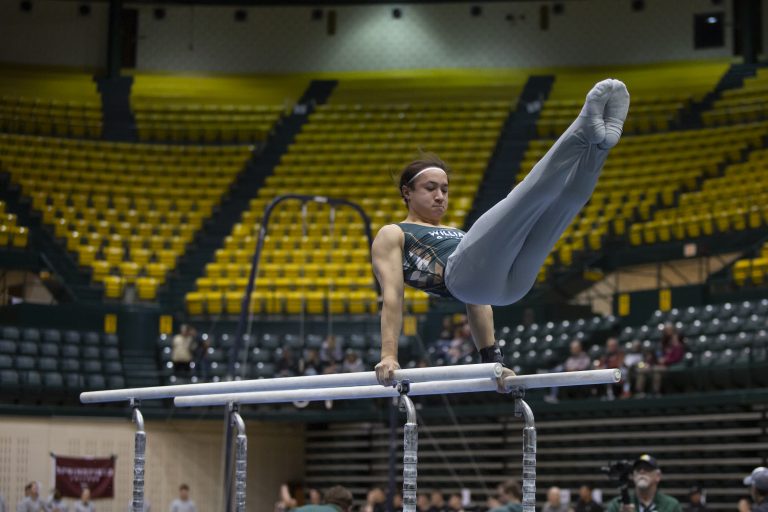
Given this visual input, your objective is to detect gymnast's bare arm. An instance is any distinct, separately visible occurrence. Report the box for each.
[372,224,405,386]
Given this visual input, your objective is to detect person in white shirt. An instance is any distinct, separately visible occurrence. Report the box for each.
[169,484,197,512]
[72,488,94,512]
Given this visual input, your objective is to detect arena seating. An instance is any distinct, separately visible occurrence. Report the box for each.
[628,133,768,246]
[130,74,306,143]
[304,405,764,510]
[0,133,253,300]
[0,200,28,248]
[0,326,125,401]
[703,67,768,126]
[537,61,729,138]
[732,241,768,286]
[185,72,528,316]
[0,66,102,138]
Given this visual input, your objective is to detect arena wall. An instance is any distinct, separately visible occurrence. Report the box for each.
[0,415,304,511]
[0,0,739,73]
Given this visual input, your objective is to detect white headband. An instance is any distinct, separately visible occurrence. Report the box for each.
[407,166,448,184]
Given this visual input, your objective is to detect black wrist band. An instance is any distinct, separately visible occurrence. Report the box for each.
[479,342,505,365]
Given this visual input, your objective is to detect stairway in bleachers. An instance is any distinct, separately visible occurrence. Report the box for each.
[679,63,759,129]
[0,172,99,302]
[161,81,337,311]
[304,403,768,510]
[465,75,554,229]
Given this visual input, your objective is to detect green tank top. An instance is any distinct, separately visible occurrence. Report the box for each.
[397,222,465,299]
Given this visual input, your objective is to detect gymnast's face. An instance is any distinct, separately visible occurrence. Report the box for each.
[404,169,449,222]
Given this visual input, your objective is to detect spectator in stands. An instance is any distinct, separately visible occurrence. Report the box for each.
[684,486,706,512]
[193,334,210,382]
[545,340,592,403]
[16,481,44,512]
[290,485,354,511]
[429,490,448,511]
[308,489,322,506]
[300,349,323,376]
[447,322,473,364]
[276,484,298,512]
[48,489,67,512]
[320,335,343,365]
[738,498,752,512]
[447,494,465,512]
[543,487,571,512]
[433,328,454,362]
[622,340,644,398]
[169,484,197,512]
[605,454,681,512]
[636,331,686,398]
[341,349,365,373]
[277,348,299,377]
[574,485,603,512]
[634,348,658,398]
[72,488,94,512]
[488,479,523,512]
[744,467,768,512]
[363,487,385,512]
[598,337,625,400]
[171,324,196,377]
[417,494,431,512]
[393,493,403,512]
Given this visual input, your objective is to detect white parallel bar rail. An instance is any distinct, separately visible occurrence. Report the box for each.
[174,369,621,408]
[80,363,503,404]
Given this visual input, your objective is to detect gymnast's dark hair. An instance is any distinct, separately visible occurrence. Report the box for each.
[393,152,450,208]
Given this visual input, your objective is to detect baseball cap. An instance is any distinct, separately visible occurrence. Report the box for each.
[744,467,768,492]
[688,485,703,496]
[633,454,659,471]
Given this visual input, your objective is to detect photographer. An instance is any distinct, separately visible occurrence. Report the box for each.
[744,467,768,512]
[606,455,681,512]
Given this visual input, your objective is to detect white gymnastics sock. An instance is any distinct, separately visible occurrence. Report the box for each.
[598,79,630,150]
[579,78,614,145]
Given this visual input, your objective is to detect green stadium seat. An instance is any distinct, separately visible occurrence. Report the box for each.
[83,360,102,373]
[22,328,40,342]
[18,341,38,356]
[15,356,35,370]
[38,357,58,372]
[61,345,79,358]
[42,329,61,343]
[1,327,20,340]
[63,330,81,344]
[61,359,80,373]
[40,343,59,357]
[0,340,16,354]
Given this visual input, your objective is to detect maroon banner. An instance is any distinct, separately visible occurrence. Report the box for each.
[53,455,115,498]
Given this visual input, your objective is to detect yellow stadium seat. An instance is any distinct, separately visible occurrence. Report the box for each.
[186,292,204,315]
[136,277,159,301]
[103,276,124,299]
[205,291,224,315]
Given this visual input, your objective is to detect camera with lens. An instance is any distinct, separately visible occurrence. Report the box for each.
[601,460,633,505]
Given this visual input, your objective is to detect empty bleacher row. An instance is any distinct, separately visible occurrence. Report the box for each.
[0,66,102,139]
[0,200,28,248]
[130,73,306,143]
[704,67,768,127]
[304,406,766,510]
[0,133,254,301]
[0,326,125,400]
[537,61,729,138]
[629,138,768,246]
